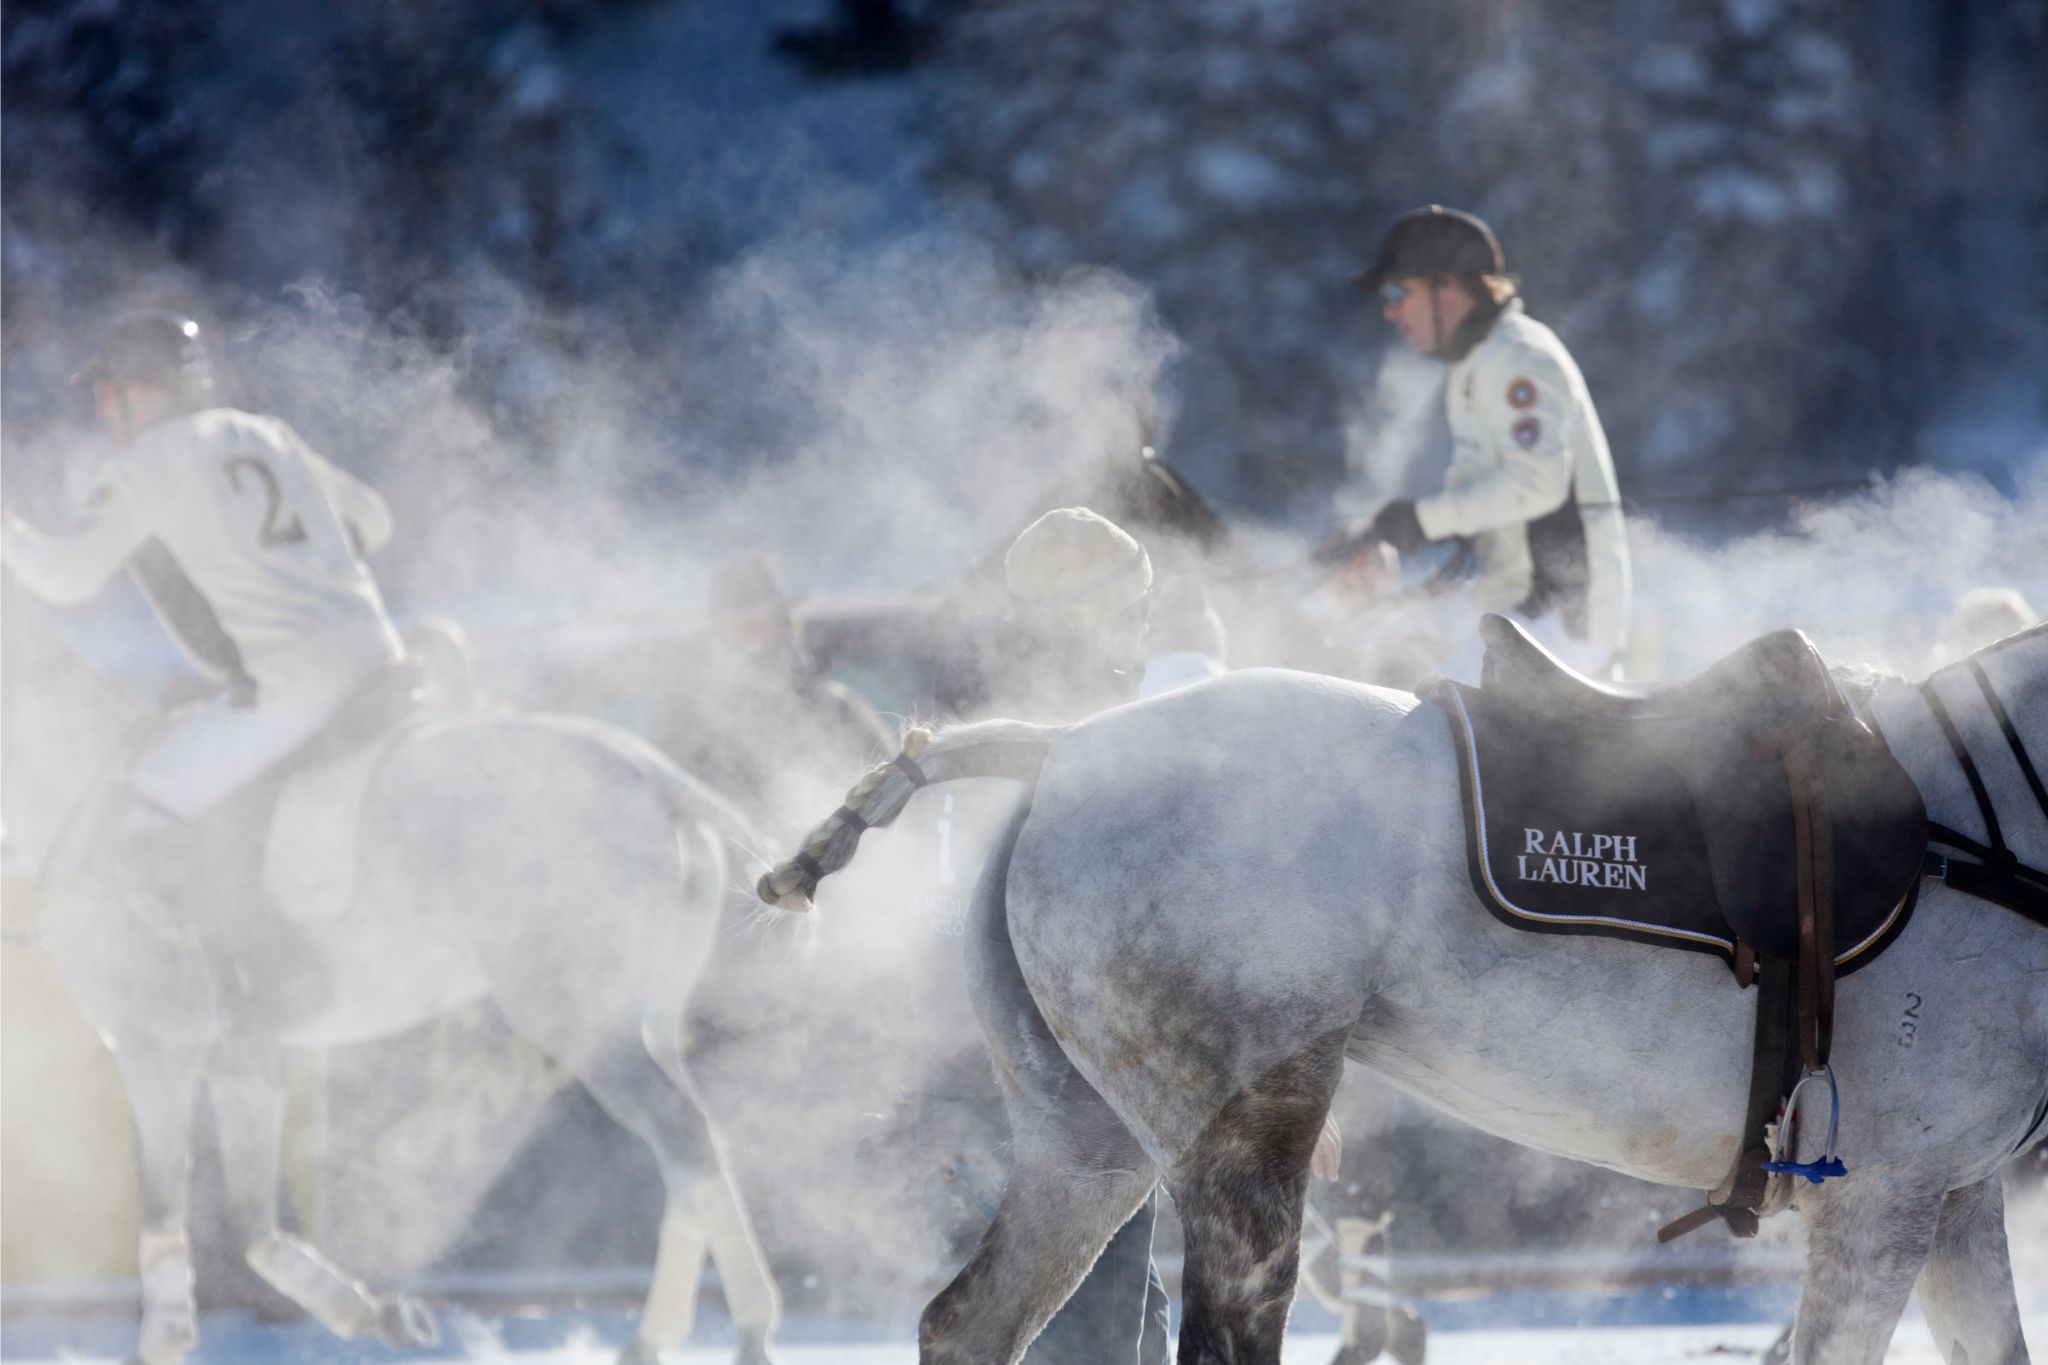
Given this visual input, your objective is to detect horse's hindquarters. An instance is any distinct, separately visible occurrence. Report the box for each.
[358,717,725,1049]
[1001,672,1415,1164]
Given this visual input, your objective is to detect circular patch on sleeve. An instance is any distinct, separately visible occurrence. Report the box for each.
[1512,416,1542,449]
[1507,378,1538,409]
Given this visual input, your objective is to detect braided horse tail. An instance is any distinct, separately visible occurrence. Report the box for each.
[755,719,1061,911]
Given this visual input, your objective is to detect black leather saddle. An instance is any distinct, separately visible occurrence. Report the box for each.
[1480,613,1839,728]
[1446,616,1944,1244]
[1453,616,1926,969]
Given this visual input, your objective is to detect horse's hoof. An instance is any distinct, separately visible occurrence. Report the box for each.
[1328,1328,1388,1365]
[615,1339,664,1365]
[371,1293,439,1348]
[1389,1305,1428,1365]
[134,1304,198,1365]
[735,1323,781,1365]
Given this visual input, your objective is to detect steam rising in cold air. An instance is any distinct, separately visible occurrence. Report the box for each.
[8,225,2042,1345]
[2,1,2044,1360]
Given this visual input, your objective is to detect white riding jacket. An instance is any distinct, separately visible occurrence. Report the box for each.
[1412,300,1631,664]
[3,408,403,707]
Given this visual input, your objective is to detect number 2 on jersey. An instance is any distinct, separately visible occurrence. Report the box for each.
[225,455,308,548]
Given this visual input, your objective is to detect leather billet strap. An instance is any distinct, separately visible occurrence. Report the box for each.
[1786,740,1836,1073]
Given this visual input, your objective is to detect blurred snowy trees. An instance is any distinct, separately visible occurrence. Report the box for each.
[2,0,217,255]
[4,0,2043,512]
[928,0,2048,511]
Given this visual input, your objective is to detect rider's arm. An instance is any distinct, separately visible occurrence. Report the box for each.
[1,478,152,606]
[1413,347,1574,541]
[305,448,394,556]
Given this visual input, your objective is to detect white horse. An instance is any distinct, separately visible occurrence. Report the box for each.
[760,621,2048,1365]
[7,601,784,1365]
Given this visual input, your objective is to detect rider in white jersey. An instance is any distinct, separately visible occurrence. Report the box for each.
[4,310,405,821]
[1339,206,1632,679]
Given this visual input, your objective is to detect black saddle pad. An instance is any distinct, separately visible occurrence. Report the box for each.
[1427,680,1923,975]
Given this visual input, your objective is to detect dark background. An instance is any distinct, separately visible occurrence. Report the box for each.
[6,0,2044,530]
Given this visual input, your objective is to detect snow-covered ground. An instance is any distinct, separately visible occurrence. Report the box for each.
[6,1289,2043,1365]
[668,1322,1973,1364]
[5,1171,2043,1364]
[3,1313,2035,1364]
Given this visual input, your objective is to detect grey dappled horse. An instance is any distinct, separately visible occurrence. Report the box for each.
[763,624,2048,1365]
[10,608,782,1365]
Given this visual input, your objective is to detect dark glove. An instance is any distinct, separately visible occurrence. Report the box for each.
[1366,498,1427,556]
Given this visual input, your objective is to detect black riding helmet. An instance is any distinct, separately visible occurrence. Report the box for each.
[1355,206,1512,361]
[82,308,216,405]
[1352,205,1505,293]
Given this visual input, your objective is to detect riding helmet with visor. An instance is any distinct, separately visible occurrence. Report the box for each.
[83,309,217,406]
[1353,206,1506,307]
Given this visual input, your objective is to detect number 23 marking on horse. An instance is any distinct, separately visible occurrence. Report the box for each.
[1899,991,1923,1048]
[226,456,308,548]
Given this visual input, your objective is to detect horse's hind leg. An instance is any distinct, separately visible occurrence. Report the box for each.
[205,1047,437,1349]
[42,876,215,1365]
[112,1041,206,1365]
[1916,1176,2028,1365]
[1170,1027,1350,1365]
[916,1080,1160,1365]
[924,803,1162,1365]
[1791,1178,1945,1365]
[574,1036,781,1365]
